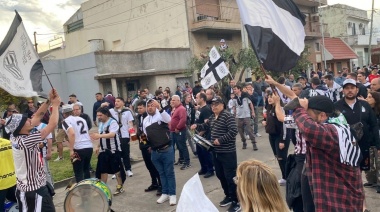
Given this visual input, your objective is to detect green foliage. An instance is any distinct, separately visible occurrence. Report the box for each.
[236,48,260,82]
[0,88,26,111]
[290,45,311,76]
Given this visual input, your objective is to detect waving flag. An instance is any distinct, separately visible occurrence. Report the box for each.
[237,0,306,72]
[0,11,44,97]
[200,46,230,89]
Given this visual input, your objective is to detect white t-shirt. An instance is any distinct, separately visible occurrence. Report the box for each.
[36,123,52,158]
[228,99,235,114]
[62,115,93,149]
[109,108,134,138]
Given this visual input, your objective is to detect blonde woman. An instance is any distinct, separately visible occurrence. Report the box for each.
[236,159,289,212]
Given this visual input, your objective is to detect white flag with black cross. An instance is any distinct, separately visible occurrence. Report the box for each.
[0,11,44,97]
[200,46,230,89]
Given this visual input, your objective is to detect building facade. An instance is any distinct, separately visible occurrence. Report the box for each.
[321,4,377,68]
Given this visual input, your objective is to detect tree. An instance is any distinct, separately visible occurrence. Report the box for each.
[289,45,311,77]
[0,88,26,112]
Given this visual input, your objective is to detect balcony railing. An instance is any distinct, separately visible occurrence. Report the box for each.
[189,3,241,32]
[304,21,329,38]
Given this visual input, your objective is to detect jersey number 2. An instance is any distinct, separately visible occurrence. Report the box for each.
[77,121,87,134]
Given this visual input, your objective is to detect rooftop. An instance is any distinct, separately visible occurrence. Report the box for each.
[323,37,357,60]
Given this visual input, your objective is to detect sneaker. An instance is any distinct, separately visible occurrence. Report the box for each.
[278,179,286,186]
[113,185,124,195]
[253,143,258,151]
[126,170,133,177]
[157,194,169,204]
[145,184,158,192]
[156,186,162,196]
[111,175,116,179]
[204,172,214,178]
[198,170,207,175]
[180,164,191,170]
[54,157,63,162]
[174,160,184,165]
[219,196,232,207]
[242,142,247,149]
[227,201,241,212]
[169,195,176,206]
[245,134,249,139]
[255,133,262,137]
[363,182,375,187]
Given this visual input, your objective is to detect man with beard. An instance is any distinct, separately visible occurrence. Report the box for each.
[334,79,380,198]
[206,89,215,106]
[323,75,342,102]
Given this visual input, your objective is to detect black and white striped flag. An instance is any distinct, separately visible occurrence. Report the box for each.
[0,11,44,97]
[200,46,230,89]
[237,0,306,72]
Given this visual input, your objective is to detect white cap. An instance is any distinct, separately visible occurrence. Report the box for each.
[220,39,225,43]
[342,79,357,87]
[62,104,73,113]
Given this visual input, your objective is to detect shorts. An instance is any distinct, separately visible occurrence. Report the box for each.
[96,150,122,174]
[55,129,68,143]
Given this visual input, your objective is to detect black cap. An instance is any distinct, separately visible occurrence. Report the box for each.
[296,76,305,81]
[211,96,224,104]
[308,95,334,113]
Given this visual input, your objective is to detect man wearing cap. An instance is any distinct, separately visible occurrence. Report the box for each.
[219,39,228,51]
[289,95,364,211]
[5,89,60,211]
[296,76,310,90]
[1,103,18,140]
[335,79,380,171]
[191,96,240,212]
[143,99,175,206]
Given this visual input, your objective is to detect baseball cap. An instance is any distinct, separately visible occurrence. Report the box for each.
[62,104,73,113]
[342,79,357,87]
[211,96,224,104]
[308,95,334,114]
[296,76,305,81]
[5,113,28,136]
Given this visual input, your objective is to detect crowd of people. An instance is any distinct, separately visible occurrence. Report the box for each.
[1,64,380,212]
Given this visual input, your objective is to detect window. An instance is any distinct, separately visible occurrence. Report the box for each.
[315,42,320,52]
[337,62,342,72]
[362,28,365,35]
[352,23,356,35]
[67,20,83,33]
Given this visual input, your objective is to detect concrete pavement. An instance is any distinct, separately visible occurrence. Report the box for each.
[53,126,380,212]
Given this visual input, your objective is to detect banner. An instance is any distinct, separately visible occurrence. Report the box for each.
[200,46,230,89]
[0,11,43,97]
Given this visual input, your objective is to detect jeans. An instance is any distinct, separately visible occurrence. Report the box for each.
[237,117,256,144]
[120,137,131,171]
[151,146,176,195]
[269,133,290,179]
[257,95,263,107]
[196,144,214,173]
[141,148,161,186]
[213,151,238,202]
[73,148,93,183]
[171,130,190,165]
[43,157,54,187]
[301,172,315,212]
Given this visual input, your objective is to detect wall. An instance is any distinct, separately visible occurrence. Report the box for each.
[47,0,190,59]
[41,53,99,114]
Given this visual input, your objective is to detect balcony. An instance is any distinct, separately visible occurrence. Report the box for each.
[344,35,378,46]
[304,21,329,39]
[293,0,327,7]
[188,3,241,33]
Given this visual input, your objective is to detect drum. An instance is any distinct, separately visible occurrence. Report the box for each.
[64,178,112,212]
[192,134,214,151]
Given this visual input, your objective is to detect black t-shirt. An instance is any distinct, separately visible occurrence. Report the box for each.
[196,105,213,140]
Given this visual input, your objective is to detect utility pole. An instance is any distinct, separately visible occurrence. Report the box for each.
[319,0,327,71]
[368,0,375,65]
[33,31,38,53]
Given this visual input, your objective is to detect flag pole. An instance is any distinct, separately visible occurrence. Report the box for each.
[34,32,54,89]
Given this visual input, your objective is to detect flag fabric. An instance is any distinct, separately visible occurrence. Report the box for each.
[237,0,306,72]
[200,46,230,89]
[0,11,44,97]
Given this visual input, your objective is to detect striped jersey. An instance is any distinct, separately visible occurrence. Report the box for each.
[62,115,93,150]
[325,83,342,103]
[35,123,52,158]
[98,118,120,153]
[11,132,46,192]
[109,108,134,138]
[196,110,238,153]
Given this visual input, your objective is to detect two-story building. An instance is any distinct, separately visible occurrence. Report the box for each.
[321,4,377,68]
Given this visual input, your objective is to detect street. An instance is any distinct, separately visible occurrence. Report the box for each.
[52,126,380,212]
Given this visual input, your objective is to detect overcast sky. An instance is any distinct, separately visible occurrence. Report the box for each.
[0,0,379,52]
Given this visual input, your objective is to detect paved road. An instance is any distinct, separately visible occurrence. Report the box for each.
[52,126,380,212]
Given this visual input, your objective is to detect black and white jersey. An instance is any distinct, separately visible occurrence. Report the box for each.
[109,108,134,138]
[325,83,342,103]
[62,116,92,150]
[98,118,120,153]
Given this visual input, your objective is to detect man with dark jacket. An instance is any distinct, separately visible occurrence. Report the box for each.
[299,77,328,99]
[335,79,380,174]
[93,92,112,126]
[182,93,196,155]
[192,81,203,98]
[136,101,161,195]
[191,96,240,212]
